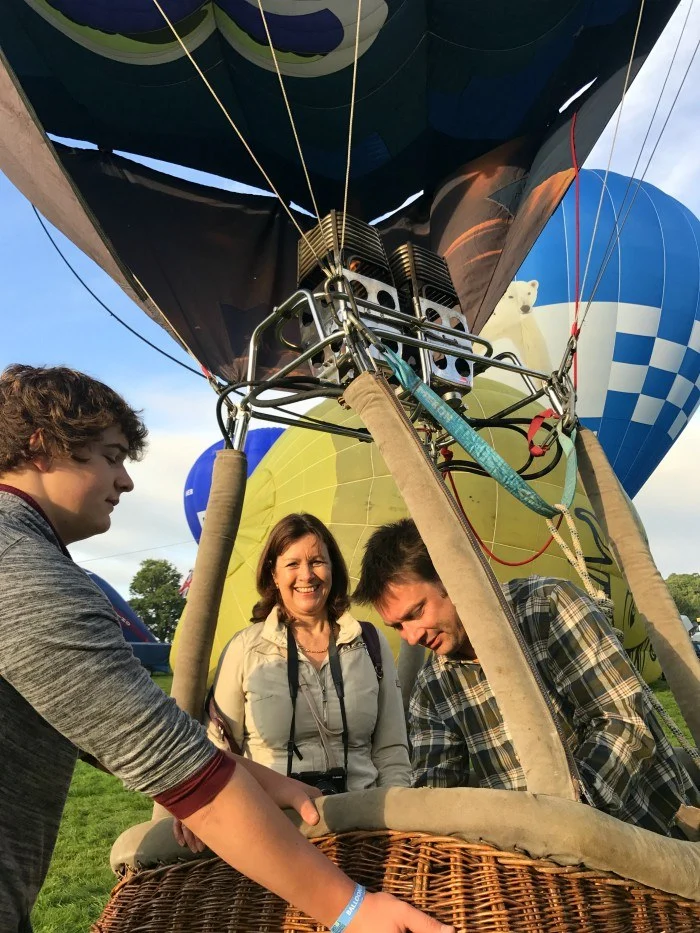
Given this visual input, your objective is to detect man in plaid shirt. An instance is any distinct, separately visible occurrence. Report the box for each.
[354,519,694,837]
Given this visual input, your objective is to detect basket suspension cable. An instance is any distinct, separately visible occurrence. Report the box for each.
[569,111,582,390]
[254,1,324,230]
[578,33,699,332]
[578,0,647,303]
[150,0,332,277]
[340,0,364,257]
[555,7,696,381]
[577,0,694,330]
[442,448,565,567]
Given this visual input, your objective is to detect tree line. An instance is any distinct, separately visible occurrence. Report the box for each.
[127,561,700,644]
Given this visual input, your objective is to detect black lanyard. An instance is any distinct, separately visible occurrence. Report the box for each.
[286,624,349,777]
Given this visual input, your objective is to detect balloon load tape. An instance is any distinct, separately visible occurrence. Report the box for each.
[296,212,474,400]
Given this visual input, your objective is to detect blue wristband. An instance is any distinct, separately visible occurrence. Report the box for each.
[330,884,366,933]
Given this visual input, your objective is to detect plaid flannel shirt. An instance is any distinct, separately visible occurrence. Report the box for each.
[409,576,693,836]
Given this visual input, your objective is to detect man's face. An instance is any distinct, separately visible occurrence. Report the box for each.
[375,577,473,659]
[40,425,134,544]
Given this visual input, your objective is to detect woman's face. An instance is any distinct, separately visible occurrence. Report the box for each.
[272,533,333,623]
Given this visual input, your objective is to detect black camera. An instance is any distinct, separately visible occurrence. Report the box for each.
[291,767,347,795]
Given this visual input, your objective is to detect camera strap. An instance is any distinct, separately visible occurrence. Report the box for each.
[286,624,349,778]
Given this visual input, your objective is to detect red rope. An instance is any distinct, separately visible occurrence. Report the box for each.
[570,110,581,389]
[440,448,563,567]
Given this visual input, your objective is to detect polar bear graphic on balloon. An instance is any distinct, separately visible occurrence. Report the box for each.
[479,279,561,382]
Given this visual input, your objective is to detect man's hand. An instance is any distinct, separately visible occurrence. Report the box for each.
[353,892,454,933]
[233,755,322,825]
[173,817,206,853]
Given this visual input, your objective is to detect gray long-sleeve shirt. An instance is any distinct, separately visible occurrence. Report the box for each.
[0,489,217,931]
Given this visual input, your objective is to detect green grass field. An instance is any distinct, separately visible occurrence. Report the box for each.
[32,674,171,933]
[31,677,693,931]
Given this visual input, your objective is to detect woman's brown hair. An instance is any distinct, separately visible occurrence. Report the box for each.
[251,513,350,624]
[0,364,147,472]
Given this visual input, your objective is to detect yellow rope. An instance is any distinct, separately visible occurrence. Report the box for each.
[546,504,608,604]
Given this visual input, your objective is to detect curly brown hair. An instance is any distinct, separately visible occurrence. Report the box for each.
[251,513,350,624]
[0,364,148,473]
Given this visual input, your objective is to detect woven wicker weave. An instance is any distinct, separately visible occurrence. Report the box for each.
[93,830,700,932]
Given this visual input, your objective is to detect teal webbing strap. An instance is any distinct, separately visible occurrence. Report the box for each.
[381,347,577,519]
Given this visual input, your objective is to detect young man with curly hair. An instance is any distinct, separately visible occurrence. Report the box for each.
[0,365,451,933]
[354,518,694,838]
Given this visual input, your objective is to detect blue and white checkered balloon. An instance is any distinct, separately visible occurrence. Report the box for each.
[512,169,700,498]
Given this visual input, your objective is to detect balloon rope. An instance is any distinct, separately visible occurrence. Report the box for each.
[442,450,564,567]
[546,506,608,603]
[31,206,206,379]
[340,0,364,256]
[578,10,698,332]
[569,111,581,390]
[254,2,323,230]
[579,0,647,303]
[150,0,330,276]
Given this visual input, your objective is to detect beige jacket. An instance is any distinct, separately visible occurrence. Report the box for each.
[209,608,410,790]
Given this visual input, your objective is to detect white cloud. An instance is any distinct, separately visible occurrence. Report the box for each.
[633,417,700,576]
[69,386,219,597]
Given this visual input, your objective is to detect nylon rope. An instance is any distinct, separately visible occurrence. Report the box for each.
[340,0,363,257]
[150,0,331,276]
[546,505,609,603]
[377,344,578,518]
[254,2,323,226]
[647,688,700,766]
[32,206,206,379]
[569,111,581,390]
[579,0,647,304]
[578,30,699,332]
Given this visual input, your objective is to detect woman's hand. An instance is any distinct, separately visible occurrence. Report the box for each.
[173,817,206,853]
[353,892,454,933]
[233,754,322,825]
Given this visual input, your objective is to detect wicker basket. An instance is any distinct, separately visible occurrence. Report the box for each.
[93,830,700,932]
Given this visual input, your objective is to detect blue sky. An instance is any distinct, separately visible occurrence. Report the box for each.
[1,1,698,596]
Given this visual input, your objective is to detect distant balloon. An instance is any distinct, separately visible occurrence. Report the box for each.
[86,570,170,673]
[184,427,284,542]
[481,169,700,497]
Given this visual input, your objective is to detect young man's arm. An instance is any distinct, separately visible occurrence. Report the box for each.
[409,672,470,788]
[181,761,452,932]
[0,549,452,933]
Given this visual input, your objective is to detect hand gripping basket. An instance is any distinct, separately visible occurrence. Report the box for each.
[96,788,700,933]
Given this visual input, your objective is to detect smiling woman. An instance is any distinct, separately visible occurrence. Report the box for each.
[205,512,411,798]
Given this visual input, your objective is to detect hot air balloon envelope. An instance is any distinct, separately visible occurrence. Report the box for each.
[0,1,679,380]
